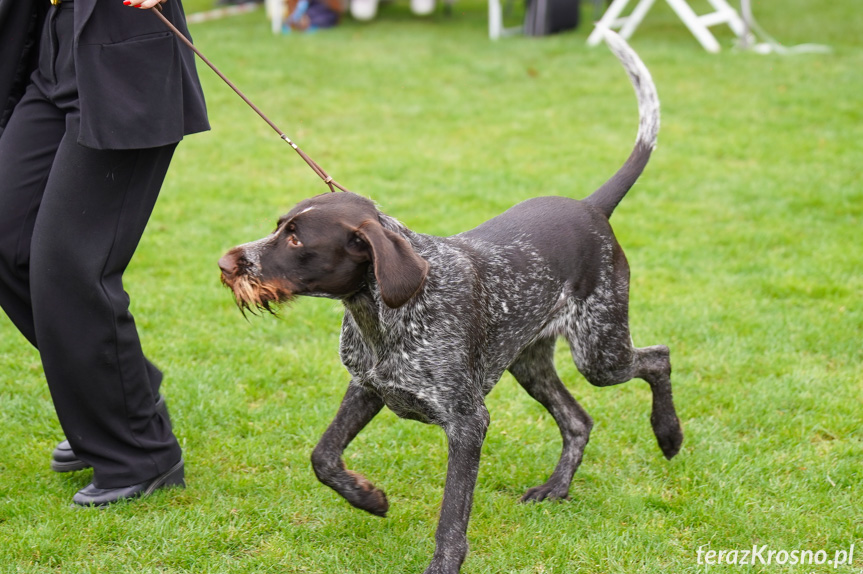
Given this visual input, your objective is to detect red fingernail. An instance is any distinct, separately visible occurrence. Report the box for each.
[123,1,131,4]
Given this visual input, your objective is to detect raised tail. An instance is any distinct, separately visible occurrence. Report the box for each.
[584,29,660,219]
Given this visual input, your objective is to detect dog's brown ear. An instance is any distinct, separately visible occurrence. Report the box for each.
[356,221,429,309]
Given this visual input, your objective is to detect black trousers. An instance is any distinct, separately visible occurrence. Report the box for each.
[0,4,181,488]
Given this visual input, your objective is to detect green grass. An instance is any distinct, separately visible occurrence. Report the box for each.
[1,1,861,572]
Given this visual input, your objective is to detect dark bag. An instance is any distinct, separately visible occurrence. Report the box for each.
[524,0,579,36]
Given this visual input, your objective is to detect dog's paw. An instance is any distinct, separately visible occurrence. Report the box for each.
[352,486,389,517]
[346,470,390,517]
[520,482,570,503]
[657,427,684,460]
[652,414,683,460]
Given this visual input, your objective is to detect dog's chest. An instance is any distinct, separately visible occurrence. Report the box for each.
[343,318,475,425]
[340,284,486,423]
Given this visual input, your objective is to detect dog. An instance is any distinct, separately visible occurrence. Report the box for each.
[219,30,683,574]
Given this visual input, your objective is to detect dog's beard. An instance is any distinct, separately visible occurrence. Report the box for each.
[221,273,295,316]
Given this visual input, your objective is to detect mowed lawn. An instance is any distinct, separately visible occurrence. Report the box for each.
[0,0,860,572]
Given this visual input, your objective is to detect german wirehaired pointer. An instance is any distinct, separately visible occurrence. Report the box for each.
[219,31,682,574]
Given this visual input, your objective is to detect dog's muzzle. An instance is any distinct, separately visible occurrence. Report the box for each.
[219,249,295,313]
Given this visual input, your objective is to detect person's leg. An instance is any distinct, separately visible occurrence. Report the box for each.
[30,124,181,489]
[0,84,66,347]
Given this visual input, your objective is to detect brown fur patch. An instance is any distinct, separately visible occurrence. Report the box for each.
[222,273,295,314]
[346,470,389,515]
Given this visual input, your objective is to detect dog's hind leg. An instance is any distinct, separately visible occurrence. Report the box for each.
[631,344,681,459]
[311,383,389,516]
[508,339,593,502]
[565,244,683,459]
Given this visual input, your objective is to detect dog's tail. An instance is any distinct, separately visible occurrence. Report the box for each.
[584,29,660,219]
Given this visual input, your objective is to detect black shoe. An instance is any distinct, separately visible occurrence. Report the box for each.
[51,395,171,473]
[51,440,91,473]
[72,459,185,507]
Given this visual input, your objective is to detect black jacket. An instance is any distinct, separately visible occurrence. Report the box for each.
[0,0,209,149]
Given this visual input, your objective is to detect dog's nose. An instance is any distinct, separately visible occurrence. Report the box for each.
[218,252,239,276]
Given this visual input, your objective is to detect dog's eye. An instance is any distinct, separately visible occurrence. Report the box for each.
[288,235,301,246]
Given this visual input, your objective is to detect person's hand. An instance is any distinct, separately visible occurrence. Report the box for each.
[122,0,167,9]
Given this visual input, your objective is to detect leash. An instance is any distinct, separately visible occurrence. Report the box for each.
[150,5,349,193]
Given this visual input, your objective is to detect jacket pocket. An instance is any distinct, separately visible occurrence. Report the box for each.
[76,33,186,150]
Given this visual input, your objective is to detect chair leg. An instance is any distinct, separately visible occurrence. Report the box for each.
[587,0,633,45]
[706,0,746,36]
[664,0,722,52]
[587,0,657,45]
[618,0,657,39]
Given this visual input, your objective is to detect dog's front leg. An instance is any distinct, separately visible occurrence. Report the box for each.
[311,383,388,516]
[425,405,490,574]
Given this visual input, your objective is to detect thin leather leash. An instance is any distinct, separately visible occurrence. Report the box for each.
[150,4,349,193]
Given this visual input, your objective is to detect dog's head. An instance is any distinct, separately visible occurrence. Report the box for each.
[219,192,429,313]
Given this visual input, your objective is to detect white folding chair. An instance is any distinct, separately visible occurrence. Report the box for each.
[586,0,746,52]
